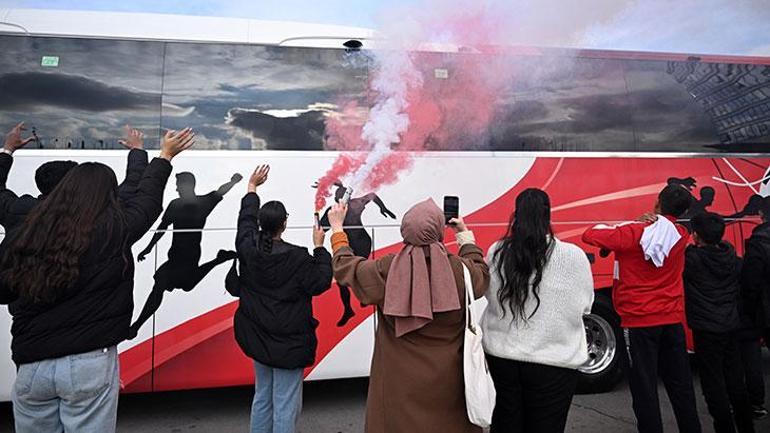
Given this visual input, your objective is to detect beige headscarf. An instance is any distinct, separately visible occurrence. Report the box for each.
[383,199,461,337]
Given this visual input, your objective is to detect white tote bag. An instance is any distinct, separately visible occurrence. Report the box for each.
[462,263,496,428]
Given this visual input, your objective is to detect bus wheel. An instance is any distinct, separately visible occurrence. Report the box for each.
[577,294,624,394]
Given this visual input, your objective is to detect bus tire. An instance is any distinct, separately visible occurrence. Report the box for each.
[577,293,624,394]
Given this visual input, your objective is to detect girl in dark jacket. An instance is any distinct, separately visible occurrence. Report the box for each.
[0,128,194,433]
[229,165,332,433]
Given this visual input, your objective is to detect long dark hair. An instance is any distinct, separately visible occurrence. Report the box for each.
[1,162,122,302]
[493,188,555,322]
[258,201,288,253]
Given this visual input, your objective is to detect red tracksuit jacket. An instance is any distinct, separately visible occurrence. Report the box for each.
[582,216,690,328]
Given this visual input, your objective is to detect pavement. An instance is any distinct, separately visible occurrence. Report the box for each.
[1,352,769,433]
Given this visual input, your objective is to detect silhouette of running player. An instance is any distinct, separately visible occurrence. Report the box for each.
[728,194,765,220]
[128,172,242,338]
[316,182,396,327]
[682,186,715,217]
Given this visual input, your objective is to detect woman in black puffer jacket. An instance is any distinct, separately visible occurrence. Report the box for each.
[0,128,194,433]
[227,164,332,433]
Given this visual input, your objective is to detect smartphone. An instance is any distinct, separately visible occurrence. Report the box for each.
[341,187,354,205]
[443,196,459,224]
[313,212,320,228]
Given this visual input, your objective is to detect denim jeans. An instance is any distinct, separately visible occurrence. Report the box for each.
[12,346,120,433]
[250,361,304,433]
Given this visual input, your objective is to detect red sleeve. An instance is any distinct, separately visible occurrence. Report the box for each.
[582,222,640,253]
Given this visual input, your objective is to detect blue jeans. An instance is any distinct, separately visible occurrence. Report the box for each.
[250,361,304,433]
[12,346,120,433]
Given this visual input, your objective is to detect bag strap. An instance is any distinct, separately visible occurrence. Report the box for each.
[462,262,475,332]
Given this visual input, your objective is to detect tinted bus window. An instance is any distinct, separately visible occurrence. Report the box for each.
[160,42,368,150]
[2,35,769,153]
[0,35,164,149]
[488,56,636,152]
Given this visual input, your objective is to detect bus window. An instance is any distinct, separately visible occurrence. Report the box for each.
[0,35,164,149]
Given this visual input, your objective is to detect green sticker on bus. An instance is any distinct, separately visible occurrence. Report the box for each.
[41,56,59,67]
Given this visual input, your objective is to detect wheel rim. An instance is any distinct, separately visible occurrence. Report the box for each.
[579,313,617,375]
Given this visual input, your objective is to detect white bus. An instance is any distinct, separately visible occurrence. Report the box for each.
[1,8,769,401]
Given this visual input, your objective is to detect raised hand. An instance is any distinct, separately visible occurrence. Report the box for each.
[328,202,348,233]
[4,122,36,153]
[119,125,145,150]
[160,128,195,161]
[248,165,270,192]
[313,224,325,248]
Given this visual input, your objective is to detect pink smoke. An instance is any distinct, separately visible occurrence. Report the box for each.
[314,1,513,209]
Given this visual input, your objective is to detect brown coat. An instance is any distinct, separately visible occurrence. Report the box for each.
[332,243,490,433]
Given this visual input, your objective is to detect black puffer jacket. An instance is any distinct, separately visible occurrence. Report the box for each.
[683,241,742,333]
[0,157,170,365]
[230,193,332,369]
[741,222,770,330]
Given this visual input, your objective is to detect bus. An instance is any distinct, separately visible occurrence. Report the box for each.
[1,8,769,401]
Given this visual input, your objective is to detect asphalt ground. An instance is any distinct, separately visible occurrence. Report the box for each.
[1,351,769,432]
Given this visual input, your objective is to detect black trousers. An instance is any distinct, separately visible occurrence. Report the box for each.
[736,336,766,407]
[693,330,755,433]
[624,324,702,433]
[486,355,578,433]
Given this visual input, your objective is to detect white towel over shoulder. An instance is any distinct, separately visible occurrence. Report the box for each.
[640,216,681,267]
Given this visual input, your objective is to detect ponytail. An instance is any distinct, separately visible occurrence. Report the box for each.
[258,200,288,254]
[259,232,274,253]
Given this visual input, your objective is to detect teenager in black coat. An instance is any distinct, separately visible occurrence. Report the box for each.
[684,212,755,433]
[740,196,770,418]
[0,127,195,433]
[227,164,332,433]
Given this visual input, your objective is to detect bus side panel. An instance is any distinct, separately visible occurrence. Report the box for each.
[1,154,768,400]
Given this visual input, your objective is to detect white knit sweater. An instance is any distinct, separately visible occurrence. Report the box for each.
[481,239,595,369]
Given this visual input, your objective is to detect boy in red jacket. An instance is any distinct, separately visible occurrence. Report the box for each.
[583,185,701,433]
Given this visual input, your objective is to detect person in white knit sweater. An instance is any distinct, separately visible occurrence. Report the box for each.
[481,188,594,433]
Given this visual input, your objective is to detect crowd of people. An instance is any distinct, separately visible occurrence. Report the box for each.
[0,121,768,433]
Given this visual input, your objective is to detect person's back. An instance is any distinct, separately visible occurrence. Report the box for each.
[684,231,742,334]
[583,217,689,327]
[684,212,755,433]
[582,184,702,433]
[483,238,594,368]
[331,198,490,433]
[230,165,332,433]
[740,196,770,418]
[481,189,593,433]
[0,128,193,433]
[235,236,331,369]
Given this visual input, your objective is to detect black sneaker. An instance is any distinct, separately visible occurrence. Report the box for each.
[752,405,768,420]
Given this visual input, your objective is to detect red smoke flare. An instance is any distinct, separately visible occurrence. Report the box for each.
[314,4,512,206]
[314,153,366,211]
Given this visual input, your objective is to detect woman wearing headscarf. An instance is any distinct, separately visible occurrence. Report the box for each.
[329,198,490,433]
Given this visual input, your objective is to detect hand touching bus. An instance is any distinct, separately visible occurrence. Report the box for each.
[119,125,145,150]
[159,128,195,161]
[4,122,36,154]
